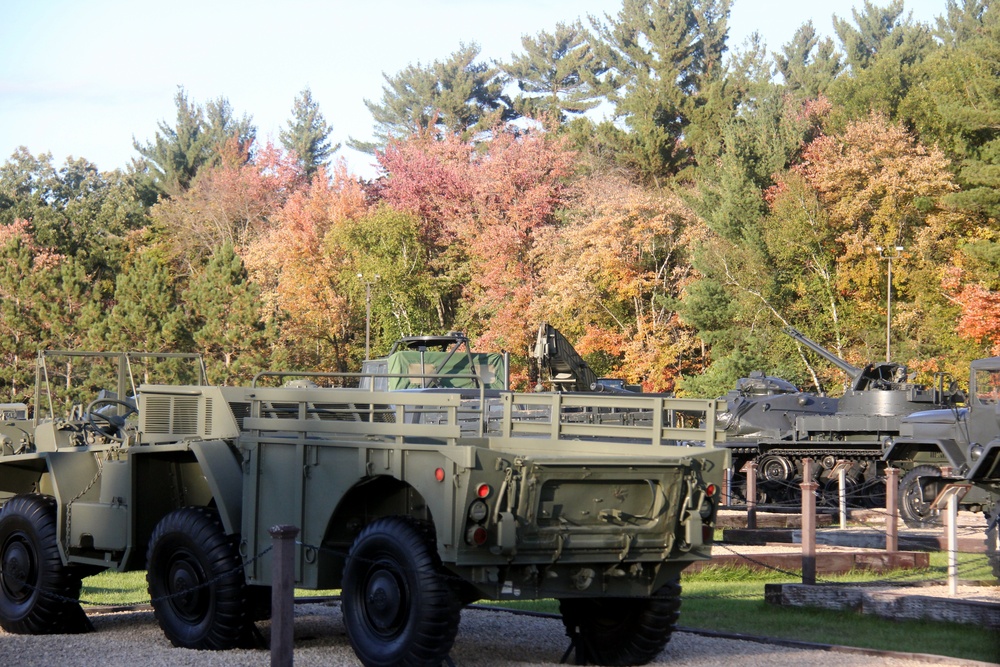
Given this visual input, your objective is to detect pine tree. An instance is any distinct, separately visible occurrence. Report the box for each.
[775,22,845,98]
[589,0,732,181]
[97,249,188,353]
[350,43,515,152]
[500,21,605,123]
[184,244,271,384]
[280,88,338,177]
[133,87,256,196]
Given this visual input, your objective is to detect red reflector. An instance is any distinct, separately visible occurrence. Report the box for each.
[434,468,445,482]
[705,484,717,497]
[477,484,491,499]
[466,526,488,546]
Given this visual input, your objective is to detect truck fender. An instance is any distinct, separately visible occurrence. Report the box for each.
[189,440,243,535]
[967,439,1000,481]
[883,438,965,470]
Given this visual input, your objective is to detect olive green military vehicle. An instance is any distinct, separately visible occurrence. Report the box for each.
[0,346,727,666]
[883,355,1000,578]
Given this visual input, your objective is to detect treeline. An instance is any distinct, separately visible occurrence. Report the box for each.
[1,0,998,400]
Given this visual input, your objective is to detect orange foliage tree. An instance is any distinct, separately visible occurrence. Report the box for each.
[375,127,577,356]
[536,175,706,392]
[244,162,369,371]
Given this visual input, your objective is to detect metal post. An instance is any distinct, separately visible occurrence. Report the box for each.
[876,245,903,362]
[831,460,852,531]
[744,461,757,529]
[838,466,847,530]
[270,524,300,667]
[801,463,817,585]
[724,467,732,507]
[885,468,899,553]
[947,492,958,595]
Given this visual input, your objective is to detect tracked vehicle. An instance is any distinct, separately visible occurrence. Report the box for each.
[0,348,727,666]
[720,328,960,506]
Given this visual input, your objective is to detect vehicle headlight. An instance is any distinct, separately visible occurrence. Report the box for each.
[969,443,983,462]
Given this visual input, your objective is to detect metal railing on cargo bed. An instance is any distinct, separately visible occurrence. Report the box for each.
[240,380,724,452]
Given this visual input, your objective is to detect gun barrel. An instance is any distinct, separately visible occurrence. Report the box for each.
[783,327,862,377]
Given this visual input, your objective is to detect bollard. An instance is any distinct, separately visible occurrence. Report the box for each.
[800,457,816,584]
[724,467,732,507]
[744,461,758,529]
[270,524,300,667]
[885,468,899,553]
[947,492,958,595]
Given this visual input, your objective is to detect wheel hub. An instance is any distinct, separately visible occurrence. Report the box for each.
[364,569,404,634]
[167,558,206,621]
[1,540,31,598]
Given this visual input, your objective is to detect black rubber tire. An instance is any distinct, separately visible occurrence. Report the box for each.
[146,507,252,649]
[0,494,88,634]
[559,578,681,666]
[341,517,461,667]
[986,506,1000,582]
[899,465,942,528]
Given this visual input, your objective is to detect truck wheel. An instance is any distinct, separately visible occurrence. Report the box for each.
[559,578,681,666]
[0,493,88,634]
[146,507,252,649]
[342,517,460,667]
[899,465,942,528]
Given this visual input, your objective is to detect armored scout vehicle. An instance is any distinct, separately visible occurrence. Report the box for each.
[883,356,1000,572]
[0,347,727,666]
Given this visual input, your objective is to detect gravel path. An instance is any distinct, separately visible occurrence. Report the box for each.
[0,602,983,667]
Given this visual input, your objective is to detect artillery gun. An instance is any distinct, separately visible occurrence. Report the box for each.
[720,328,960,506]
[0,346,727,666]
[883,357,1000,570]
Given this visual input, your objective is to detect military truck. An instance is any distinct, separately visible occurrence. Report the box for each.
[0,349,727,666]
[883,356,1000,575]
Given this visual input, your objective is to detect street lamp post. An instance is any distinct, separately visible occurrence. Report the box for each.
[876,245,904,362]
[357,273,380,359]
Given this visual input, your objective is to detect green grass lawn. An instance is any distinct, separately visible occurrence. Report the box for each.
[79,551,999,665]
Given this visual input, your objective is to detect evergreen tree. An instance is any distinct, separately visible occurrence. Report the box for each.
[351,43,515,152]
[280,88,338,177]
[775,22,845,98]
[905,0,999,218]
[589,0,732,181]
[500,21,605,123]
[829,0,933,120]
[183,244,271,384]
[133,87,255,196]
[97,249,188,353]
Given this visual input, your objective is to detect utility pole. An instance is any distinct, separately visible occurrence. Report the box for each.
[876,246,903,362]
[357,273,380,359]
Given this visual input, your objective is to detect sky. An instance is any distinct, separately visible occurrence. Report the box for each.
[0,0,951,179]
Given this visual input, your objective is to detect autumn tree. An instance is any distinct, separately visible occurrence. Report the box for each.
[375,127,577,357]
[536,175,705,391]
[281,88,338,177]
[245,163,369,371]
[0,149,148,290]
[151,140,301,273]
